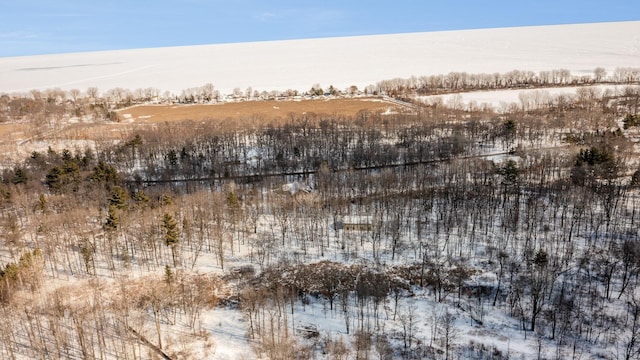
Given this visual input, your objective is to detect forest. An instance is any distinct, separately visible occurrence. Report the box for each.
[1,69,640,359]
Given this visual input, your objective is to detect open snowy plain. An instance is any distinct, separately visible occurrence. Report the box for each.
[1,21,639,95]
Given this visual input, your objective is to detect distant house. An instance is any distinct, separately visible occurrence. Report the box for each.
[340,215,373,231]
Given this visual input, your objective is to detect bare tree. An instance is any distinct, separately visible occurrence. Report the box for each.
[437,311,460,360]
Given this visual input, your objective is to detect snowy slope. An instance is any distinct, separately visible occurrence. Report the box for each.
[420,84,640,111]
[0,21,638,95]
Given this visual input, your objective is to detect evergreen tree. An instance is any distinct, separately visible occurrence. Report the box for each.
[61,149,72,162]
[45,166,64,192]
[132,190,150,207]
[125,134,143,147]
[573,146,618,185]
[91,161,118,184]
[104,205,119,231]
[11,167,28,185]
[161,193,173,206]
[163,213,180,266]
[226,191,239,208]
[37,193,48,214]
[163,213,179,247]
[80,240,95,275]
[500,160,519,186]
[502,119,516,147]
[108,186,129,210]
[166,149,178,166]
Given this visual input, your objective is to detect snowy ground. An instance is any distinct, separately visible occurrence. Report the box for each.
[419,84,640,112]
[0,21,638,95]
[203,307,256,360]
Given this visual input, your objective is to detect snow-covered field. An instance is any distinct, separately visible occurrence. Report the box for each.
[420,84,640,111]
[0,21,638,95]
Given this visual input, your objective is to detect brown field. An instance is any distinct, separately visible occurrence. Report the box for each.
[116,97,409,124]
[0,97,413,161]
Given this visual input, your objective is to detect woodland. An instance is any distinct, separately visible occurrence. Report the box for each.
[1,68,640,359]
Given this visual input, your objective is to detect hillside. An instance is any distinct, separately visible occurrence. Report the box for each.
[0,21,638,95]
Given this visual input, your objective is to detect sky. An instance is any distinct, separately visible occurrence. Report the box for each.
[1,0,638,57]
